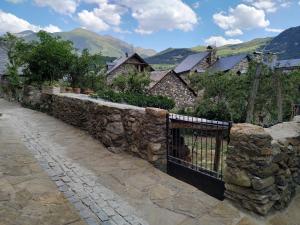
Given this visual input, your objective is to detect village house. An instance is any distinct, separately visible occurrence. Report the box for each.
[175,46,252,79]
[174,46,218,79]
[106,52,154,83]
[274,58,300,73]
[149,70,197,108]
[208,54,251,75]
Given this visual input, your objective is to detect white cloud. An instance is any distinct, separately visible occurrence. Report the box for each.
[77,1,125,32]
[5,0,25,3]
[204,36,243,47]
[78,10,109,31]
[193,1,201,9]
[120,0,198,35]
[34,0,78,15]
[245,0,292,12]
[225,29,243,36]
[77,0,198,34]
[265,27,283,33]
[0,10,61,34]
[213,4,269,36]
[246,0,277,12]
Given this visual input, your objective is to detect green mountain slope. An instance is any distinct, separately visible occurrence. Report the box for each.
[265,26,300,59]
[147,37,272,65]
[18,28,156,58]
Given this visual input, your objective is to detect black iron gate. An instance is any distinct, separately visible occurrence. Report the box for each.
[166,113,232,200]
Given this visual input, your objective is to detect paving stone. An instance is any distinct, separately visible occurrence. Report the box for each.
[112,214,130,225]
[96,209,109,222]
[102,207,116,217]
[85,217,101,225]
[55,180,64,187]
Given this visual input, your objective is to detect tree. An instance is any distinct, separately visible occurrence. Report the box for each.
[0,33,27,94]
[112,69,151,94]
[23,31,74,84]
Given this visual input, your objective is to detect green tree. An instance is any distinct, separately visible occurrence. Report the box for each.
[112,69,151,94]
[0,33,28,95]
[23,31,74,84]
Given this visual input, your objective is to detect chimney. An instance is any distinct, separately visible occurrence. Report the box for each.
[206,45,217,66]
[125,52,129,58]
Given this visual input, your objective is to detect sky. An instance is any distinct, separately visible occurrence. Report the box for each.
[0,0,300,51]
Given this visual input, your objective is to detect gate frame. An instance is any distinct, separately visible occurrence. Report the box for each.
[166,113,232,200]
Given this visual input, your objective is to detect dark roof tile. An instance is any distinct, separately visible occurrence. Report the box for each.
[174,52,209,74]
[209,54,248,73]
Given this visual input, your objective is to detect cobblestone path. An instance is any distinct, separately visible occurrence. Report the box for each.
[2,99,300,225]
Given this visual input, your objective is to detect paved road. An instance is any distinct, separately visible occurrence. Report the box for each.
[1,99,300,225]
[0,103,85,225]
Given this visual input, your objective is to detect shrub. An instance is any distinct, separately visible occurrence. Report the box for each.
[112,69,151,94]
[91,90,175,110]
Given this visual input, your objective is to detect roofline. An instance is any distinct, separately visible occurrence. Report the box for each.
[107,53,154,75]
[149,70,197,97]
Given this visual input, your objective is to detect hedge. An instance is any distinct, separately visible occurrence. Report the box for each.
[91,90,175,110]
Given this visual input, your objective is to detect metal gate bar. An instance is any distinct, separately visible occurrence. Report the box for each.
[166,113,232,200]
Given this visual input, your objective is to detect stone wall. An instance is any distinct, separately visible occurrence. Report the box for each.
[230,58,250,74]
[40,93,168,170]
[107,57,152,83]
[225,117,300,215]
[149,71,196,108]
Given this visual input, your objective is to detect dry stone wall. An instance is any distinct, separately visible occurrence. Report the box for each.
[225,117,300,215]
[40,93,168,170]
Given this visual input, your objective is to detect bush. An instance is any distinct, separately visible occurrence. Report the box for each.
[112,69,151,94]
[91,90,175,110]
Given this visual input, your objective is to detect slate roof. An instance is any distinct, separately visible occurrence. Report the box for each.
[149,70,170,89]
[106,53,153,75]
[174,52,209,74]
[275,58,300,69]
[209,54,248,73]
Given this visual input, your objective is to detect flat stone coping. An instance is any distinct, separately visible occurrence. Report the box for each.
[57,93,146,111]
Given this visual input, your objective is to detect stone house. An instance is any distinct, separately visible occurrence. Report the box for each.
[274,58,300,73]
[208,54,251,75]
[106,53,154,83]
[174,46,217,80]
[175,47,252,79]
[149,70,197,108]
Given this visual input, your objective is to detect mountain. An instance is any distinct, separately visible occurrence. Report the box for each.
[264,26,300,60]
[17,28,157,58]
[146,38,271,65]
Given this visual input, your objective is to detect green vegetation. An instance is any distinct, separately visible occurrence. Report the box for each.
[185,64,300,126]
[23,31,74,84]
[147,38,271,65]
[112,69,151,94]
[91,90,175,110]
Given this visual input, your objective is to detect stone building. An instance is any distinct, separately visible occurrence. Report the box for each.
[208,54,251,75]
[174,46,217,80]
[106,53,154,83]
[149,70,197,108]
[274,58,300,73]
[175,47,252,78]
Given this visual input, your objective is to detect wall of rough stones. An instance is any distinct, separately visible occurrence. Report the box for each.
[39,93,168,170]
[149,71,196,108]
[225,117,300,215]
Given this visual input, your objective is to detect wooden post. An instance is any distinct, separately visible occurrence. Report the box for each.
[246,64,262,123]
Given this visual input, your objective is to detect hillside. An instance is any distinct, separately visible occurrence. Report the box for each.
[17,28,156,58]
[147,38,271,65]
[265,26,300,59]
